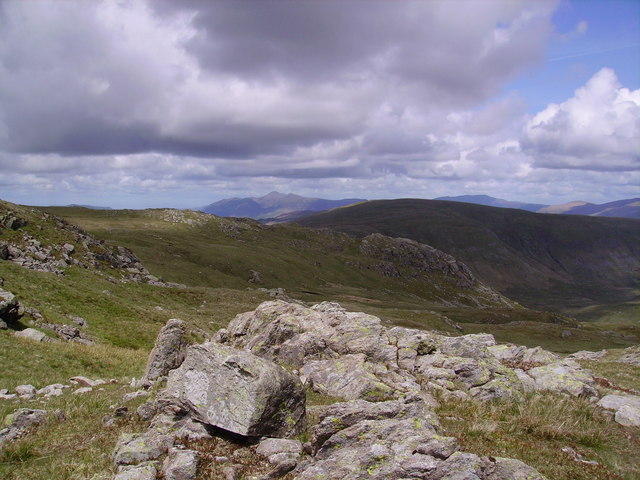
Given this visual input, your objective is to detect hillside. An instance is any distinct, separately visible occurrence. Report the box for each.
[199,191,365,220]
[1,199,639,480]
[295,199,640,318]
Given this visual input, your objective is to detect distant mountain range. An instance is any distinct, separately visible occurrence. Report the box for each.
[435,195,639,219]
[198,191,366,220]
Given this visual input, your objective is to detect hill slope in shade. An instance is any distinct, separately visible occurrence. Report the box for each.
[435,194,548,212]
[295,199,640,314]
[560,197,640,219]
[199,191,366,219]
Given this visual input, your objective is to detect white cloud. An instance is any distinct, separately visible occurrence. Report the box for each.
[521,68,640,171]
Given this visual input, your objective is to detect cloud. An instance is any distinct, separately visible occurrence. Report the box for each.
[0,0,558,161]
[521,68,640,171]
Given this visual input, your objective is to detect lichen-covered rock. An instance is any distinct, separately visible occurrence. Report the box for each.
[113,432,174,465]
[142,319,187,383]
[301,354,394,401]
[160,342,305,437]
[615,405,640,427]
[114,462,159,480]
[483,457,548,479]
[162,448,198,480]
[598,394,640,427]
[0,409,48,444]
[526,361,596,397]
[617,345,640,367]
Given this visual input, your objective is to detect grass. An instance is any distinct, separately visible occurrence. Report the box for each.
[0,384,150,480]
[437,393,640,480]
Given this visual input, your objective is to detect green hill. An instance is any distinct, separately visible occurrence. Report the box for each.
[295,199,640,318]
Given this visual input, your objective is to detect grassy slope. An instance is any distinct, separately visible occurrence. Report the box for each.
[295,199,640,315]
[38,205,636,352]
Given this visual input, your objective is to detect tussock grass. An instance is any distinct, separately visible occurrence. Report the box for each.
[438,393,640,480]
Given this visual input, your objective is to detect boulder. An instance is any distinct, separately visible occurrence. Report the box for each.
[0,288,17,319]
[615,405,640,427]
[14,328,49,342]
[527,362,596,397]
[142,319,187,383]
[114,463,159,480]
[617,346,640,367]
[0,409,47,444]
[160,342,305,437]
[113,432,174,465]
[483,457,548,479]
[162,448,198,480]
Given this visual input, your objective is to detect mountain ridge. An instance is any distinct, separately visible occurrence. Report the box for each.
[198,191,366,220]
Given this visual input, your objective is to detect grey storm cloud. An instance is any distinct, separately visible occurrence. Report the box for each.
[0,0,558,164]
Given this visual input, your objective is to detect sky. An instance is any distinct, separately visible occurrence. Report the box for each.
[0,0,638,209]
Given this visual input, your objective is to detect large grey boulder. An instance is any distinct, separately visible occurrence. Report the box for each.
[160,342,305,437]
[143,319,187,383]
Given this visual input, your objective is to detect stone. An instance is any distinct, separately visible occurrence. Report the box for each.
[614,405,640,427]
[617,346,640,367]
[136,401,158,421]
[527,362,596,397]
[73,387,93,395]
[113,432,174,465]
[122,390,151,403]
[114,463,158,480]
[597,394,640,411]
[484,457,548,479]
[0,409,47,444]
[301,354,394,402]
[14,328,48,342]
[15,384,37,398]
[162,448,198,480]
[0,288,18,319]
[256,438,303,458]
[70,375,105,387]
[160,342,306,437]
[37,383,66,397]
[143,319,187,383]
[0,319,7,329]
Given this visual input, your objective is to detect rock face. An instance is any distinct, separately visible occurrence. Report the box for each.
[160,342,306,437]
[0,288,18,321]
[142,319,187,383]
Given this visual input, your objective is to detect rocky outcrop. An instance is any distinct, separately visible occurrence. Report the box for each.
[142,319,187,383]
[159,342,306,438]
[360,233,476,288]
[0,287,18,322]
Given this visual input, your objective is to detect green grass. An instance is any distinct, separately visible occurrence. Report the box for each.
[437,393,640,480]
[0,385,150,480]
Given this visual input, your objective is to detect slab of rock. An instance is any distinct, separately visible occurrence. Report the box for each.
[113,432,174,466]
[162,448,198,480]
[617,346,640,367]
[0,408,47,444]
[142,319,187,383]
[615,405,640,427]
[14,328,50,342]
[160,342,305,437]
[301,354,394,402]
[114,462,159,480]
[484,457,548,479]
[15,384,37,398]
[527,361,596,397]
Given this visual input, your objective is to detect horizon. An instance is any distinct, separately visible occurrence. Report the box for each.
[1,0,638,209]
